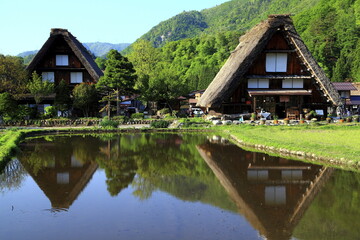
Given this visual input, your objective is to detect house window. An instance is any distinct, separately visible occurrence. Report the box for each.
[70,72,83,83]
[340,91,350,99]
[282,170,303,180]
[247,170,269,181]
[266,53,287,72]
[42,72,55,82]
[248,79,269,88]
[265,186,286,205]
[57,172,69,184]
[56,55,69,66]
[282,79,303,88]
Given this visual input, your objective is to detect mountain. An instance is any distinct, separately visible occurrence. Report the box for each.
[136,0,320,47]
[17,50,38,58]
[17,42,131,59]
[83,42,131,57]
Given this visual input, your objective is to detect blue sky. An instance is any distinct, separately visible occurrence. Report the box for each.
[0,0,228,56]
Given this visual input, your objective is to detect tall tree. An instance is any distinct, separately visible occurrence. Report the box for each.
[54,79,72,117]
[0,55,28,97]
[96,50,137,117]
[128,40,160,102]
[72,83,97,117]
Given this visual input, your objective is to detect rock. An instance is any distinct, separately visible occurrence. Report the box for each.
[212,120,222,125]
[222,120,232,125]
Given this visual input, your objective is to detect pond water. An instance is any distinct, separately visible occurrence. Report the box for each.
[1,133,360,240]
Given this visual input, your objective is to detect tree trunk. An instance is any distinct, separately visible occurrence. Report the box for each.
[108,99,111,119]
[116,89,120,116]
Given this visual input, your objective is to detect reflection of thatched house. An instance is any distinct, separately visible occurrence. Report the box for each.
[198,15,342,119]
[197,141,333,240]
[20,141,98,210]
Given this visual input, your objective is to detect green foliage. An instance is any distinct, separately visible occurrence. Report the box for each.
[96,50,137,116]
[95,57,106,71]
[97,50,137,94]
[0,93,18,120]
[140,11,208,48]
[0,130,24,167]
[0,54,28,96]
[111,115,128,123]
[72,83,98,117]
[293,0,360,81]
[44,106,57,119]
[27,72,54,105]
[54,79,71,116]
[131,113,144,119]
[100,118,118,129]
[150,120,170,128]
[294,171,360,239]
[127,40,161,101]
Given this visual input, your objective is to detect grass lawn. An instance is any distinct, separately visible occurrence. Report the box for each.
[0,129,24,165]
[218,124,360,163]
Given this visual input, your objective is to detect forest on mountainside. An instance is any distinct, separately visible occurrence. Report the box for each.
[293,0,360,82]
[124,0,360,97]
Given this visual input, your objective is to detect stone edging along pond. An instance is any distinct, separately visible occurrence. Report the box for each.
[227,133,360,172]
[1,126,359,172]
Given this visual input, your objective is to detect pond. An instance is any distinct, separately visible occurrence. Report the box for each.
[1,133,360,240]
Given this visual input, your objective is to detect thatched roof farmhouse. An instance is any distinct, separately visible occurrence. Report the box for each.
[198,15,342,119]
[27,28,103,85]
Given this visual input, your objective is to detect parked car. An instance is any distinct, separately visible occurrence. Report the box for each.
[191,108,204,117]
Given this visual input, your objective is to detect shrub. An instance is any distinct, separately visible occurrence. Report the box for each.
[112,115,128,123]
[150,120,170,128]
[157,108,170,116]
[44,106,57,118]
[131,113,144,119]
[100,118,118,128]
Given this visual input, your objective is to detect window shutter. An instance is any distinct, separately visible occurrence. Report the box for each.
[42,72,55,82]
[282,79,293,88]
[70,72,83,83]
[57,172,70,184]
[265,186,286,205]
[276,53,287,72]
[266,53,276,72]
[248,79,258,88]
[292,79,303,88]
[56,55,69,66]
[258,79,269,88]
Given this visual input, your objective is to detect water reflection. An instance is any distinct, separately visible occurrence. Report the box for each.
[197,136,334,240]
[2,133,360,239]
[18,138,98,210]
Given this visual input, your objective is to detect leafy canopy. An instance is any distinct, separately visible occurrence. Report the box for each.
[27,72,54,105]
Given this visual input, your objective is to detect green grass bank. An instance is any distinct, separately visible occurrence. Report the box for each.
[0,129,25,168]
[218,124,360,168]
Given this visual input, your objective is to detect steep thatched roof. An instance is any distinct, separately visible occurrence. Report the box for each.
[197,15,342,108]
[27,28,103,81]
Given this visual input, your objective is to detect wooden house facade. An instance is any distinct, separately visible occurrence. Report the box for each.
[27,28,103,88]
[197,15,342,119]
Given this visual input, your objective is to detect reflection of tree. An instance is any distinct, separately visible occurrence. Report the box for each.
[0,159,27,192]
[22,144,56,175]
[132,175,156,200]
[95,136,138,196]
[294,170,360,239]
[94,133,236,213]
